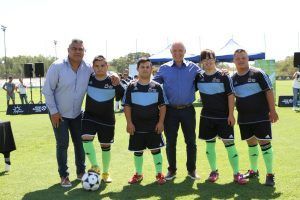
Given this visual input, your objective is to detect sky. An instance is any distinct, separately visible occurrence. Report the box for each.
[0,0,300,62]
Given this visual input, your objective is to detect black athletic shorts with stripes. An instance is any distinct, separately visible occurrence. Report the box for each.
[129,132,165,152]
[199,117,234,141]
[239,121,272,140]
[81,119,115,144]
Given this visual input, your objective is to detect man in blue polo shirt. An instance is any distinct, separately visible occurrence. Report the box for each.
[153,42,202,180]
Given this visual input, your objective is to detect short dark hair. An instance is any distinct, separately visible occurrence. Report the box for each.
[92,55,107,65]
[234,49,248,56]
[137,57,151,68]
[200,49,216,61]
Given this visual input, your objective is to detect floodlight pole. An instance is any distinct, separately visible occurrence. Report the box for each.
[1,25,7,81]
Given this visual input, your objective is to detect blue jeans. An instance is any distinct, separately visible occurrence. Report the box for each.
[52,113,85,178]
[164,106,197,173]
[293,87,300,107]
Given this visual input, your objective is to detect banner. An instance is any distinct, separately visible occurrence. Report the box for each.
[254,59,276,99]
[6,104,48,115]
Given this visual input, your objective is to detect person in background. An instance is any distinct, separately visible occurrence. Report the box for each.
[2,76,16,106]
[16,78,28,104]
[292,70,300,111]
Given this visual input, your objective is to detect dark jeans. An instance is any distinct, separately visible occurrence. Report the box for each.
[164,106,197,173]
[19,94,28,104]
[52,113,85,178]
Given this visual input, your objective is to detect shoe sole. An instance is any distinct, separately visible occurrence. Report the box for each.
[188,174,200,180]
[165,176,176,181]
[61,184,72,188]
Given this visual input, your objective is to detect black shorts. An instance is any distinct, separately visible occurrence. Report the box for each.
[239,121,272,140]
[81,119,115,144]
[129,132,165,152]
[199,117,234,141]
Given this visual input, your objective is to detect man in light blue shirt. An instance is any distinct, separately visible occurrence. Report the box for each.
[43,39,92,187]
[153,42,203,180]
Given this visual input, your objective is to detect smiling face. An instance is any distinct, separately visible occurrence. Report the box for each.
[170,42,186,64]
[233,50,249,71]
[200,49,216,72]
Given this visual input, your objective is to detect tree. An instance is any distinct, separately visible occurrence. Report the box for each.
[276,56,295,76]
[110,52,150,73]
[0,55,56,78]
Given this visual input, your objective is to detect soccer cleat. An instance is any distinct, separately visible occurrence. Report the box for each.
[5,163,10,172]
[265,174,275,186]
[156,173,166,185]
[243,169,259,179]
[188,170,200,180]
[88,166,101,175]
[234,173,248,185]
[102,172,112,183]
[128,173,143,184]
[207,170,219,183]
[60,177,72,187]
[165,170,176,181]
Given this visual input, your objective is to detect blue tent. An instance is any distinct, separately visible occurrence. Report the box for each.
[149,39,265,64]
[216,38,265,62]
[149,44,200,64]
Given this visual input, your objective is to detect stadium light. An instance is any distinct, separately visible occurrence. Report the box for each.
[1,25,7,80]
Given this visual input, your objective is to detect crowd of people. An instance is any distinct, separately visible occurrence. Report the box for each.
[3,38,280,190]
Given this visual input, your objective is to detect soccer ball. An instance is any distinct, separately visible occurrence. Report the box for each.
[81,172,101,191]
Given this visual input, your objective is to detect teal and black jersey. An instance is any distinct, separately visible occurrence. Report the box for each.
[123,80,166,133]
[195,71,234,119]
[232,67,272,124]
[84,74,125,126]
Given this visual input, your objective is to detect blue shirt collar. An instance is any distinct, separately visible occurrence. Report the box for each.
[168,59,189,67]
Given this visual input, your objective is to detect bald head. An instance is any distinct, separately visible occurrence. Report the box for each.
[170,42,186,52]
[170,42,186,65]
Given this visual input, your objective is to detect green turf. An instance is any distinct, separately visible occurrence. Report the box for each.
[0,81,299,199]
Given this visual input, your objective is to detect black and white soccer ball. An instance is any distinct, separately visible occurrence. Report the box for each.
[81,172,100,191]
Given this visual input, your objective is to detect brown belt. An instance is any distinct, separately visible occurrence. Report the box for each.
[168,104,192,109]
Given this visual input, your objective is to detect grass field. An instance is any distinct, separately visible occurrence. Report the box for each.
[0,80,299,200]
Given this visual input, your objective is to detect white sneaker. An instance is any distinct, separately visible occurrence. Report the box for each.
[5,163,10,172]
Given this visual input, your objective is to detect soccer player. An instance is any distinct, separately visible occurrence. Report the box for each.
[123,57,167,185]
[81,55,125,183]
[232,49,279,186]
[195,49,247,184]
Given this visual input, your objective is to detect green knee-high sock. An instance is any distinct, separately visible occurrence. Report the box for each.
[83,141,98,167]
[206,140,217,171]
[248,144,259,172]
[261,143,273,174]
[101,146,111,173]
[134,152,143,175]
[152,151,163,175]
[225,143,239,174]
